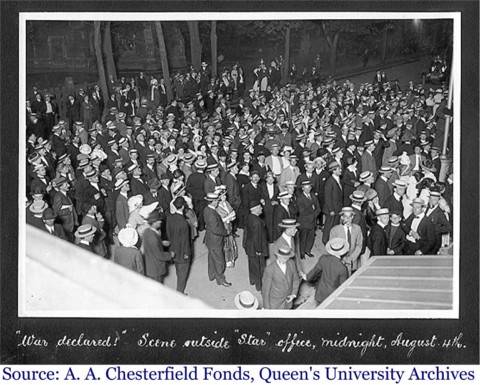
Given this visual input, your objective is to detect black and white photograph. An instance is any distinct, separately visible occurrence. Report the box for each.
[1,0,478,367]
[19,12,460,318]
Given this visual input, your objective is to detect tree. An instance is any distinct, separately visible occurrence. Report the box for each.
[282,23,291,82]
[93,21,109,116]
[210,21,218,78]
[187,21,202,70]
[102,21,117,81]
[154,22,173,103]
[320,21,341,76]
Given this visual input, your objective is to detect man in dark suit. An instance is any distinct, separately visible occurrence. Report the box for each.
[166,197,192,293]
[130,165,149,197]
[342,155,359,206]
[385,179,406,216]
[385,211,406,255]
[142,211,171,283]
[143,154,158,183]
[301,237,349,305]
[51,177,78,241]
[157,173,173,216]
[203,193,231,286]
[41,208,67,240]
[74,224,97,253]
[204,163,221,195]
[240,170,262,229]
[262,247,300,309]
[243,202,269,291]
[426,191,452,254]
[403,198,437,255]
[186,159,207,231]
[114,179,130,232]
[322,161,343,244]
[297,180,321,258]
[367,208,389,256]
[80,169,105,216]
[374,166,393,208]
[272,191,295,240]
[224,161,241,218]
[430,147,441,180]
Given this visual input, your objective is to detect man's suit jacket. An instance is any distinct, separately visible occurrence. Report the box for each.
[203,206,227,248]
[342,168,358,206]
[323,176,343,215]
[113,246,144,275]
[186,172,206,201]
[296,192,321,229]
[115,193,129,231]
[426,206,452,235]
[262,259,300,309]
[224,172,241,210]
[142,227,171,280]
[367,223,388,256]
[272,204,295,240]
[130,177,149,197]
[243,214,269,256]
[385,224,406,255]
[374,177,393,207]
[306,254,348,304]
[157,186,172,215]
[329,223,363,267]
[241,182,262,211]
[204,175,220,195]
[352,206,368,253]
[166,213,192,264]
[403,214,437,254]
[385,194,404,216]
[52,190,78,233]
[361,151,377,177]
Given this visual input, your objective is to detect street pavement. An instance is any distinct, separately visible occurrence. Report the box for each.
[163,58,432,309]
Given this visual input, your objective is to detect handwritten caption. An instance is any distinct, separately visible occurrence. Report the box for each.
[15,329,467,358]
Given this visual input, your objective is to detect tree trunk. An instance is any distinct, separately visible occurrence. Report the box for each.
[93,21,109,116]
[165,22,187,69]
[210,21,218,79]
[154,22,173,103]
[282,24,291,83]
[329,31,340,76]
[187,21,202,70]
[381,25,388,64]
[299,31,311,71]
[102,21,117,82]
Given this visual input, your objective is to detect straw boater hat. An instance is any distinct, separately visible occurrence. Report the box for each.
[79,144,92,155]
[328,161,341,172]
[349,190,366,202]
[74,224,96,239]
[278,218,300,228]
[410,197,426,207]
[275,247,293,258]
[340,206,354,215]
[205,192,220,201]
[234,291,259,310]
[194,158,207,169]
[115,179,128,190]
[278,191,292,200]
[325,237,350,257]
[118,227,139,248]
[165,154,178,166]
[359,171,373,182]
[375,208,390,216]
[392,180,407,189]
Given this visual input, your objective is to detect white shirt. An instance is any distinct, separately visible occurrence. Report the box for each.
[276,259,287,274]
[281,233,293,249]
[266,183,274,199]
[426,204,438,217]
[46,101,53,114]
[90,182,100,191]
[409,212,425,240]
[271,155,282,175]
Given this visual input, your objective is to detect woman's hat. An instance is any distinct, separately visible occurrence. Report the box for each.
[127,195,144,212]
[139,202,159,219]
[118,227,139,248]
[325,237,350,257]
[74,224,96,239]
[278,218,300,228]
[29,200,48,215]
[234,291,259,310]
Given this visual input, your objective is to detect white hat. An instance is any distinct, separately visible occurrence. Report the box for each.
[234,291,259,310]
[325,238,350,257]
[128,194,144,212]
[139,202,159,219]
[118,227,139,248]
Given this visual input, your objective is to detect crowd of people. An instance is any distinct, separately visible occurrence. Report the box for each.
[25,56,454,309]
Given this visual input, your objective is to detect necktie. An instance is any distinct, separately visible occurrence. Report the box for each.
[347,226,352,248]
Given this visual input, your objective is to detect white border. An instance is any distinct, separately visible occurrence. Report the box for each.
[19,11,461,319]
